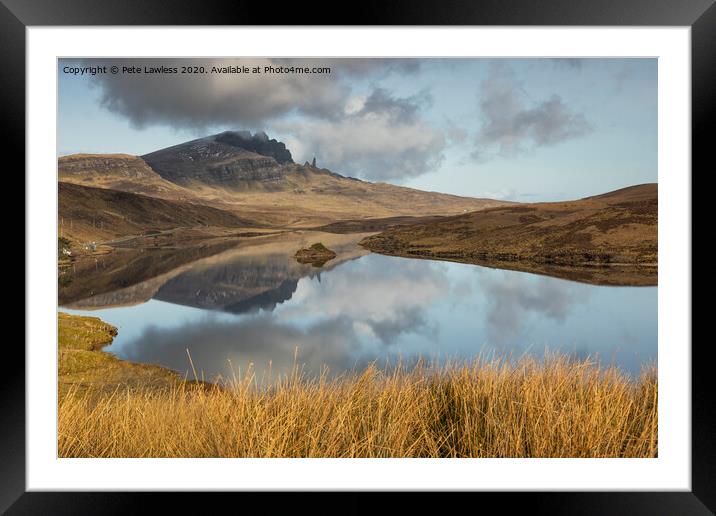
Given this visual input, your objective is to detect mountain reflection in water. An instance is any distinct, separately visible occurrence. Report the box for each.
[59,232,657,382]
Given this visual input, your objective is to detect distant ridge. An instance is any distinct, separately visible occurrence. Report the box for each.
[58,131,513,241]
[361,183,658,285]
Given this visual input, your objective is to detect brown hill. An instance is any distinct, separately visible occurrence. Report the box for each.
[59,132,511,231]
[58,182,257,244]
[58,154,197,201]
[360,184,657,286]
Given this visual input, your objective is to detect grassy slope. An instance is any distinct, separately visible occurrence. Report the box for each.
[59,154,511,234]
[361,184,657,285]
[58,182,258,244]
[58,154,195,200]
[58,312,179,396]
[314,215,446,234]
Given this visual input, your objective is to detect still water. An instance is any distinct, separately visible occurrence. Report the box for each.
[59,232,657,381]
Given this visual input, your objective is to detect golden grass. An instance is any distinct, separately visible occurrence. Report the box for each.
[58,355,657,458]
[58,312,117,351]
[58,312,180,396]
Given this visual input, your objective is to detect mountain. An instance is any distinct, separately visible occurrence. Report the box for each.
[58,153,195,200]
[360,184,658,286]
[141,131,292,189]
[59,131,511,235]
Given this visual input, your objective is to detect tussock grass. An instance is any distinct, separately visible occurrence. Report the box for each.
[58,312,179,396]
[58,355,657,458]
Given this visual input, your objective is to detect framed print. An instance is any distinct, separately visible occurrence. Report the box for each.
[6,0,711,512]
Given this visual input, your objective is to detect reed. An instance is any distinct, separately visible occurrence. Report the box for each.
[58,354,657,458]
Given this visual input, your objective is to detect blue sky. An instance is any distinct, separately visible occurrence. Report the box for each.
[58,58,656,201]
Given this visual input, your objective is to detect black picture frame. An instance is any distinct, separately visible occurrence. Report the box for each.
[5,0,709,513]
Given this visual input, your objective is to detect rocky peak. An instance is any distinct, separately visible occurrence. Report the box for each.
[141,131,297,189]
[213,131,293,164]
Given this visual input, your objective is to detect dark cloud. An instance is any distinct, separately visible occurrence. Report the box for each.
[513,95,592,146]
[472,62,593,160]
[71,57,448,181]
[76,58,423,130]
[359,87,433,124]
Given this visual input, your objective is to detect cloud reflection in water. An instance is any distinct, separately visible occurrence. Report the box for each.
[479,272,590,345]
[70,250,654,381]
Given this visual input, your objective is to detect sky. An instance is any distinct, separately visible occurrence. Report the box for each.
[58,58,657,202]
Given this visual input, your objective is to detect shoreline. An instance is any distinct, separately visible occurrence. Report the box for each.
[358,244,658,287]
[58,312,184,395]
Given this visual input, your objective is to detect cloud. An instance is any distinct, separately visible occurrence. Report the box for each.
[445,118,469,144]
[359,87,432,124]
[76,58,422,130]
[275,88,446,181]
[480,273,589,344]
[472,62,593,160]
[280,255,448,344]
[72,57,447,181]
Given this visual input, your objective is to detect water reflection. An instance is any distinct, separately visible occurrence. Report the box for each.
[61,231,370,309]
[60,232,657,381]
[120,314,361,383]
[280,257,449,344]
[481,273,590,344]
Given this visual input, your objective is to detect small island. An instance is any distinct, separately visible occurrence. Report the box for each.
[294,242,337,267]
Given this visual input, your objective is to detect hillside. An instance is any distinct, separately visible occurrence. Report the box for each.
[360,184,657,285]
[59,131,511,233]
[58,154,197,201]
[58,182,258,243]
